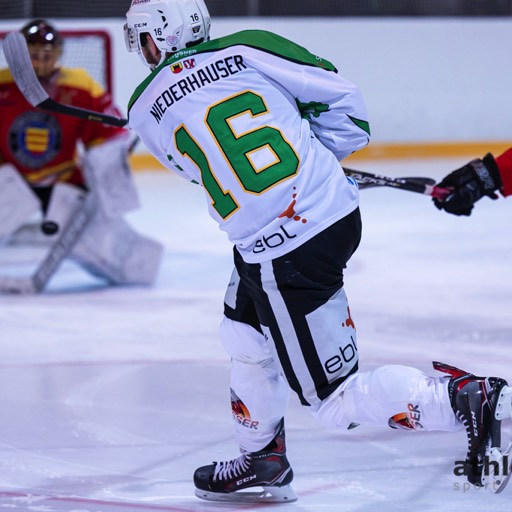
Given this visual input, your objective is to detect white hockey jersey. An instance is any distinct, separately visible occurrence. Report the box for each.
[128,30,370,263]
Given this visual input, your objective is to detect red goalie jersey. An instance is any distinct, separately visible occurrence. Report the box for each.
[0,66,127,188]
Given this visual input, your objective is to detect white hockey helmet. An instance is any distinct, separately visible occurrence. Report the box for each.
[124,0,211,70]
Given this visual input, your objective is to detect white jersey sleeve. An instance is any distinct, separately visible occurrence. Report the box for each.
[128,30,370,263]
[236,33,370,161]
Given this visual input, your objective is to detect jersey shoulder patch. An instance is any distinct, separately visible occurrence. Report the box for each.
[128,30,336,113]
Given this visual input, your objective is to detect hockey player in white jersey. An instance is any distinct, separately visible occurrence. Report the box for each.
[124,0,512,502]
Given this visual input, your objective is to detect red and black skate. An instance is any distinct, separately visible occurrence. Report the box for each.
[434,361,512,492]
[194,419,296,503]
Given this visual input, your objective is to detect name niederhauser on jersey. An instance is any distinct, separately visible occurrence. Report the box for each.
[150,55,247,124]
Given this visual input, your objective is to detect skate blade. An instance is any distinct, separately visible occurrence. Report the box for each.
[482,445,512,493]
[495,386,512,421]
[195,484,298,503]
[494,439,512,494]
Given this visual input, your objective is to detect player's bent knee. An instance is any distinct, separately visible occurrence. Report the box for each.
[220,317,272,364]
[308,365,431,430]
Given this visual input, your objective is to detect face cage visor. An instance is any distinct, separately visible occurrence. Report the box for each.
[123,23,140,54]
[124,23,167,71]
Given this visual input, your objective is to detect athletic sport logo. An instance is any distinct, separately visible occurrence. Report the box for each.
[171,62,183,74]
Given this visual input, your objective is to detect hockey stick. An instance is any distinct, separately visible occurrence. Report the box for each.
[2,32,128,127]
[0,194,96,294]
[3,32,447,200]
[31,194,96,292]
[343,168,449,199]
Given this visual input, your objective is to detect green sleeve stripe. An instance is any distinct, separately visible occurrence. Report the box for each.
[347,115,371,136]
[128,30,337,113]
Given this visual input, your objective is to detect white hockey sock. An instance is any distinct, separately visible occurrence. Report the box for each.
[220,317,290,453]
[310,365,461,432]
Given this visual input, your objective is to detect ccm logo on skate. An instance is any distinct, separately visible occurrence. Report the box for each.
[471,411,479,437]
[237,475,257,486]
[324,337,357,374]
[253,225,297,254]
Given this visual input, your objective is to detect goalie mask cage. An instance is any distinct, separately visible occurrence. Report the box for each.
[0,29,113,93]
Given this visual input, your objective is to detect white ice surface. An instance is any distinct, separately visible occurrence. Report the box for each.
[0,158,511,511]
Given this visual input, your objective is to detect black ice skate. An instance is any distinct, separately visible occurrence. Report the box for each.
[434,361,512,492]
[194,419,297,503]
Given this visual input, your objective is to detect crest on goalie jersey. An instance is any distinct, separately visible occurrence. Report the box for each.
[8,111,61,168]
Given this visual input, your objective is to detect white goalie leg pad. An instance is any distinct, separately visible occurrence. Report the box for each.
[310,365,462,432]
[220,317,290,453]
[0,163,40,241]
[82,135,139,219]
[43,182,87,236]
[70,215,164,285]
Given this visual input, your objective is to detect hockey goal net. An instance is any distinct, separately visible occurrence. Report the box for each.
[0,29,113,93]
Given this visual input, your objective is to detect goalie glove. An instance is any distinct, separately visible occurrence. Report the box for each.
[432,153,502,216]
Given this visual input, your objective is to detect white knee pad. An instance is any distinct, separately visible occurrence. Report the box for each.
[221,317,290,452]
[310,365,461,432]
[42,182,87,236]
[221,315,273,364]
[0,164,40,241]
[70,216,163,285]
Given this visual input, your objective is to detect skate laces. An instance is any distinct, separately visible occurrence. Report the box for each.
[213,453,252,482]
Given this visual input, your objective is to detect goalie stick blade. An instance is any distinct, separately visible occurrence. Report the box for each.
[195,485,298,503]
[2,32,49,107]
[3,32,128,127]
[0,276,37,294]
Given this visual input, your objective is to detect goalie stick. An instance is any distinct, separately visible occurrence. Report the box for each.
[2,32,128,127]
[0,194,96,294]
[2,31,449,201]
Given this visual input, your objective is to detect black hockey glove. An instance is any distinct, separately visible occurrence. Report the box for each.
[432,153,502,216]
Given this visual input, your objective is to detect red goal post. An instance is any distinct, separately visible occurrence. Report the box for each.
[0,29,113,94]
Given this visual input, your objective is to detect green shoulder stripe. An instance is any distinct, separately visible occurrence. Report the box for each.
[128,30,337,113]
